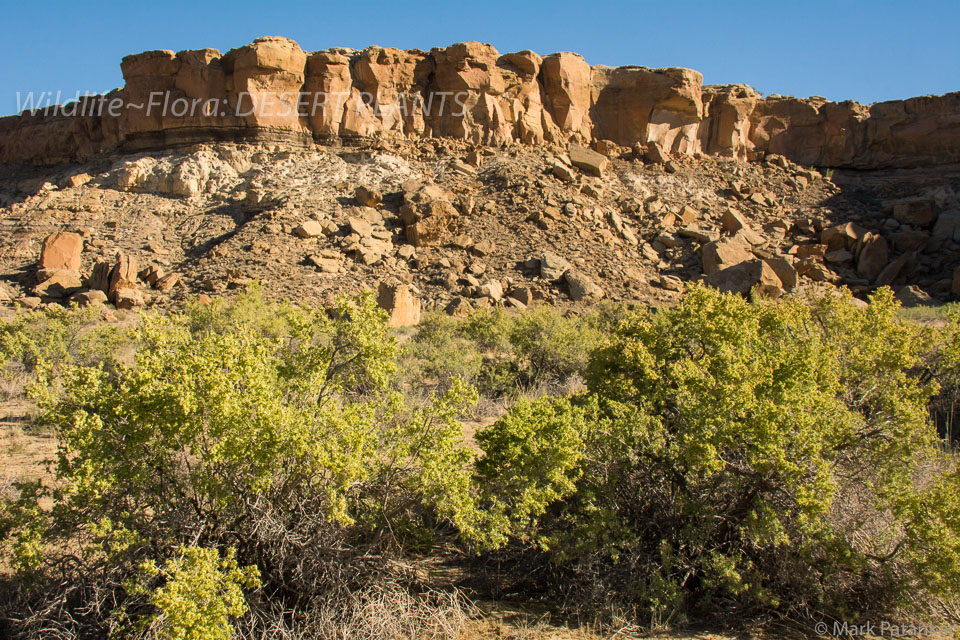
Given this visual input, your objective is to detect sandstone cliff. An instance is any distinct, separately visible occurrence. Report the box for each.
[1,36,957,169]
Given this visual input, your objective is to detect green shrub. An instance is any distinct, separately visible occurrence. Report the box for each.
[476,286,960,623]
[400,305,604,400]
[0,290,481,638]
[0,303,128,403]
[122,546,260,640]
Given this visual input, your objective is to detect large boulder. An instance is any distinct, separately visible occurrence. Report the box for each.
[377,280,421,327]
[565,271,604,301]
[540,251,572,281]
[34,271,83,298]
[704,259,782,298]
[568,145,608,177]
[39,232,83,272]
[702,234,753,275]
[399,179,458,246]
[856,233,889,281]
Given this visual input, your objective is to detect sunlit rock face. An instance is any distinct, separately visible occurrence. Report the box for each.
[2,36,959,169]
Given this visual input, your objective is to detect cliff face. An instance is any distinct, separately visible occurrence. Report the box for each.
[1,36,958,168]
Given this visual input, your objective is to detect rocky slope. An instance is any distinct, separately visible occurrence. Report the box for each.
[2,133,959,320]
[1,37,959,169]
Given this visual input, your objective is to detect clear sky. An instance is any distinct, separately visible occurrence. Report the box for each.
[1,0,957,116]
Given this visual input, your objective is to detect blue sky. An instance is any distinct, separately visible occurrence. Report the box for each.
[1,0,957,116]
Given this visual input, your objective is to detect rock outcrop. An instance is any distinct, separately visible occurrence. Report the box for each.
[2,37,958,169]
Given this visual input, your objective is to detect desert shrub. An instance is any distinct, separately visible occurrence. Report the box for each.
[0,303,128,402]
[0,290,481,639]
[476,286,960,625]
[400,305,605,400]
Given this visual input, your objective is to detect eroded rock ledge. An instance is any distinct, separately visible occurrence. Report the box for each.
[1,36,958,169]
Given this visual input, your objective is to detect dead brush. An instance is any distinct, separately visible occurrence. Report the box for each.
[236,584,475,640]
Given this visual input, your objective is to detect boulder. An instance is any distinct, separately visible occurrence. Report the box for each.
[876,252,913,287]
[154,272,181,291]
[702,235,753,275]
[568,145,608,177]
[399,180,458,246]
[293,221,326,238]
[822,222,864,251]
[645,141,669,164]
[856,233,889,281]
[705,259,783,298]
[347,216,373,238]
[108,254,139,300]
[932,209,960,242]
[39,232,83,271]
[721,208,764,245]
[354,185,382,207]
[377,280,421,327]
[551,162,576,182]
[891,200,937,227]
[760,254,798,290]
[894,285,936,307]
[565,272,604,301]
[71,289,108,306]
[114,288,144,310]
[88,261,112,293]
[540,251,572,280]
[507,287,534,305]
[34,271,83,298]
[479,280,504,301]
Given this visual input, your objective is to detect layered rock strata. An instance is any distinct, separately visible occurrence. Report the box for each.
[1,36,957,169]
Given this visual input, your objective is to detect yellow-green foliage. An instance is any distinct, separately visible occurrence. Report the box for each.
[125,546,260,640]
[0,303,128,400]
[477,285,960,619]
[4,285,960,634]
[1,288,481,637]
[401,304,607,397]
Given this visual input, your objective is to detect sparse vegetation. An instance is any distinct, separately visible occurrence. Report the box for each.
[1,286,959,638]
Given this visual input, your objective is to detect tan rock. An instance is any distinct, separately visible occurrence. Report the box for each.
[479,280,504,301]
[108,254,138,299]
[293,221,326,238]
[377,280,421,327]
[154,272,181,291]
[64,173,92,188]
[88,261,112,293]
[39,232,83,271]
[566,272,604,301]
[822,222,865,251]
[857,233,889,281]
[759,254,798,290]
[34,271,83,298]
[678,206,698,225]
[445,297,472,317]
[551,162,576,182]
[115,288,144,310]
[355,185,383,207]
[645,141,669,164]
[347,216,373,237]
[71,289,108,306]
[705,259,782,298]
[540,251,572,280]
[702,235,753,275]
[568,145,607,177]
[507,286,534,305]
